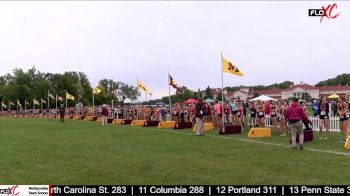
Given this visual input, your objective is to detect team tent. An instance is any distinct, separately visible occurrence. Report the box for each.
[249,95,277,102]
[204,98,215,103]
[182,99,198,105]
[327,94,339,99]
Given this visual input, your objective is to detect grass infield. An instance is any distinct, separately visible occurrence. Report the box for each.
[0,118,349,185]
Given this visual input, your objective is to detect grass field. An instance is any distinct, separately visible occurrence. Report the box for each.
[0,118,350,185]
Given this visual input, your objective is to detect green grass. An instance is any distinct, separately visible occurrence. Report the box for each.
[0,118,350,185]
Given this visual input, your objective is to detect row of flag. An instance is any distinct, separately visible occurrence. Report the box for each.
[1,55,243,110]
[1,92,76,109]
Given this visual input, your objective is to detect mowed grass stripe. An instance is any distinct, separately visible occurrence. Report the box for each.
[0,118,349,185]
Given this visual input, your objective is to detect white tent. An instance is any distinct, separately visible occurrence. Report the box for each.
[250,95,277,102]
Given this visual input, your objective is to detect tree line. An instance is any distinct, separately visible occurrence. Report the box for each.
[1,67,348,108]
[0,67,138,108]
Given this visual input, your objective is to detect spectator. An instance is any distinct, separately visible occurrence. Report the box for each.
[285,97,310,150]
[101,104,108,125]
[59,104,65,123]
[195,98,205,136]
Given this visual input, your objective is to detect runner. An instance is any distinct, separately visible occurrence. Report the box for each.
[277,100,287,136]
[337,96,348,143]
[256,101,265,127]
[318,96,330,140]
[270,101,278,132]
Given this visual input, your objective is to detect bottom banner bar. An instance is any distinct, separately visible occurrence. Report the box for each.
[1,185,349,196]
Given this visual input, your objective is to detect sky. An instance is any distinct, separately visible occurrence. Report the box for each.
[0,1,349,100]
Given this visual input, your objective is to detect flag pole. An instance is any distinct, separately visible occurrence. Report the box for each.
[92,89,95,115]
[16,99,18,111]
[111,82,114,117]
[221,53,225,125]
[168,71,172,121]
[55,94,58,111]
[136,76,139,120]
[47,90,49,110]
[66,91,68,109]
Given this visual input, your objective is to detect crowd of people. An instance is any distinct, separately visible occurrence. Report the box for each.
[1,93,349,148]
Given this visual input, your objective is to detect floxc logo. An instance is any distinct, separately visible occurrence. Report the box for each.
[0,186,20,196]
[309,3,340,23]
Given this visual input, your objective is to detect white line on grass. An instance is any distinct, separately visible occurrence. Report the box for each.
[158,129,350,157]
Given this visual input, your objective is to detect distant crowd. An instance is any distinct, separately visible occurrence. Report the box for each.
[1,94,349,141]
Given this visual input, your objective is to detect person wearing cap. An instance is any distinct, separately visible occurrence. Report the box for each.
[195,98,205,136]
[101,104,108,125]
[285,97,311,149]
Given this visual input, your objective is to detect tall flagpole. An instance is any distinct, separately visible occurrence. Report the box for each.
[55,94,58,111]
[221,53,225,125]
[47,91,49,110]
[168,71,172,121]
[92,90,95,115]
[111,82,114,117]
[137,76,139,106]
[65,91,68,109]
[136,76,139,120]
[146,92,148,104]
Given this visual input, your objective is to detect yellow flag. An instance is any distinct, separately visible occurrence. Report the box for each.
[66,92,75,100]
[2,102,6,108]
[137,80,150,93]
[223,57,244,76]
[93,87,102,94]
[33,99,40,105]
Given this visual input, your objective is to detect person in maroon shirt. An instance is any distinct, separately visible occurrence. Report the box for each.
[101,104,108,125]
[285,97,311,149]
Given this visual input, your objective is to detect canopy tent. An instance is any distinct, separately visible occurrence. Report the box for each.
[327,94,339,99]
[204,98,215,103]
[249,95,277,102]
[154,102,166,105]
[182,98,198,105]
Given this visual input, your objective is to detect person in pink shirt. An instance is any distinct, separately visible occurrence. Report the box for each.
[214,100,222,127]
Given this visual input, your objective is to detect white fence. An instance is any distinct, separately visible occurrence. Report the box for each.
[166,114,341,132]
[264,116,340,132]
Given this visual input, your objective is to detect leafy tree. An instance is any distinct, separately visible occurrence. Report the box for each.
[316,73,350,87]
[204,86,212,99]
[304,92,312,102]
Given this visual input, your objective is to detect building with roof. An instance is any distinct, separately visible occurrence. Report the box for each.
[203,82,350,101]
[251,82,350,100]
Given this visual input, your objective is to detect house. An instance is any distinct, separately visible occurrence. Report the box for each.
[249,82,350,100]
[202,82,350,101]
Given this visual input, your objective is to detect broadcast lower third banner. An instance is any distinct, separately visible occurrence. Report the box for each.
[1,185,350,195]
